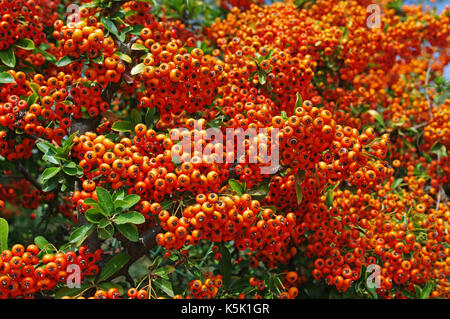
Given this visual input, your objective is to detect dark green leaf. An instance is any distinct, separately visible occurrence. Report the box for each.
[228,179,243,195]
[69,224,95,246]
[0,47,16,68]
[100,17,120,38]
[98,252,131,282]
[85,208,104,224]
[15,38,35,50]
[55,56,76,67]
[116,223,139,242]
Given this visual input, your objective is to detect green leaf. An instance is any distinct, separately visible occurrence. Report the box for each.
[154,278,174,297]
[115,52,132,64]
[85,209,104,224]
[161,200,174,211]
[98,252,131,282]
[295,92,303,108]
[36,49,57,63]
[42,153,61,165]
[62,162,83,176]
[154,265,175,277]
[97,223,114,240]
[145,107,157,127]
[96,187,114,216]
[36,141,56,154]
[116,223,139,242]
[91,51,104,64]
[0,47,16,68]
[111,121,133,132]
[41,176,59,192]
[114,211,145,225]
[294,170,305,205]
[217,244,232,288]
[420,282,433,299]
[130,63,145,76]
[367,110,385,127]
[69,224,95,246]
[228,179,243,195]
[83,198,101,210]
[0,218,8,252]
[0,72,14,84]
[15,38,35,50]
[116,194,141,210]
[40,167,61,182]
[131,43,147,51]
[34,236,54,252]
[27,92,39,105]
[101,17,120,38]
[391,178,403,191]
[247,182,269,200]
[258,71,266,85]
[130,109,142,126]
[324,182,340,207]
[55,56,76,67]
[98,218,112,229]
